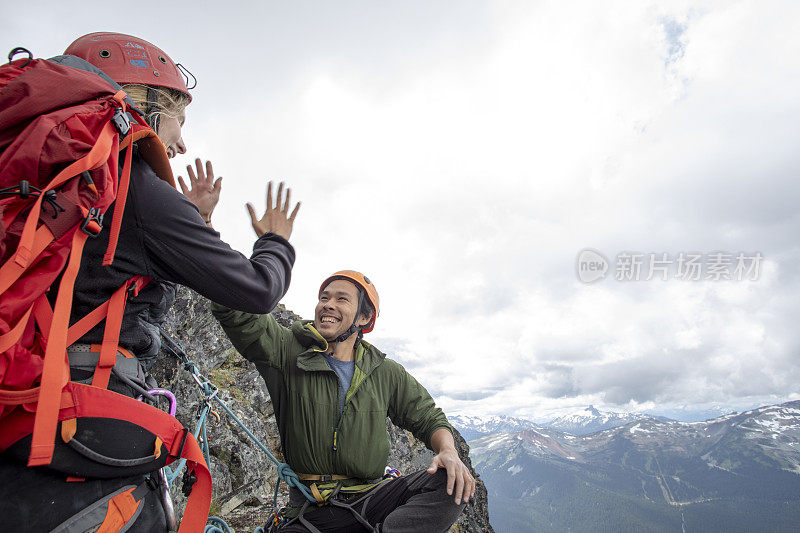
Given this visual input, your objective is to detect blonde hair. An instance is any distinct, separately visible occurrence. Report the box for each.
[121,83,191,131]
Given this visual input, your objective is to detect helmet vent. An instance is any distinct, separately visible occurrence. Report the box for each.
[158,55,167,64]
[98,49,111,58]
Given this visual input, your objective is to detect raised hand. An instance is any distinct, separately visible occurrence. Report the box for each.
[178,158,222,222]
[246,181,301,239]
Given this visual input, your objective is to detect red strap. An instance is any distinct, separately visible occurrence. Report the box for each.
[0,383,212,530]
[66,301,109,347]
[65,275,149,346]
[90,280,133,389]
[176,438,213,532]
[0,307,32,353]
[103,135,133,266]
[0,225,55,296]
[13,121,117,270]
[27,230,88,466]
[0,294,54,353]
[1,200,26,228]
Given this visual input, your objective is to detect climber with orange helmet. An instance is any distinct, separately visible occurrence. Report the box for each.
[212,270,474,532]
[0,32,299,532]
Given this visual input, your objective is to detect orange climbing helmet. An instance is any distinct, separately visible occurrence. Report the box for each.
[319,270,380,333]
[64,32,193,99]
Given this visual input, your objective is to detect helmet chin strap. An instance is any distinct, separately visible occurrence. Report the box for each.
[333,321,363,344]
[145,86,160,134]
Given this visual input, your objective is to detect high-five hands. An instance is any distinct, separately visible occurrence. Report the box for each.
[178,158,222,223]
[247,181,301,239]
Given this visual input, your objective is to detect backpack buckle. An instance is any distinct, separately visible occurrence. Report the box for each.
[111,108,131,137]
[80,208,104,237]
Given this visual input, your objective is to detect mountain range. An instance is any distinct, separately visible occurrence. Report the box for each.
[449,414,541,441]
[451,405,664,439]
[468,401,800,532]
[546,405,673,435]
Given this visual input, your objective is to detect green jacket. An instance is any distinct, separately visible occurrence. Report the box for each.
[210,304,453,481]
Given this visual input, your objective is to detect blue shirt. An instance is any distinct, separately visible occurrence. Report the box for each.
[322,353,356,414]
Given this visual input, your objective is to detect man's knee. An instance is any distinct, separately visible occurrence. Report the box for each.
[428,468,450,490]
[404,468,450,493]
[411,469,465,508]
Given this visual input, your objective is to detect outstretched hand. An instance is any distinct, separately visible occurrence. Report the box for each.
[247,181,301,239]
[178,158,222,222]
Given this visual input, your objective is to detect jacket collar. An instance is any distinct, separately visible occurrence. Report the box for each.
[291,319,386,374]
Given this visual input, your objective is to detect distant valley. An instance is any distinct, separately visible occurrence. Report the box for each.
[455,402,800,532]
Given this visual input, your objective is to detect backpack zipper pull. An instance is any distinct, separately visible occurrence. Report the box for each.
[81,171,98,196]
[332,429,338,452]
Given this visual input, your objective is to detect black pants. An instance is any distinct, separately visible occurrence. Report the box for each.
[0,453,167,532]
[282,469,465,533]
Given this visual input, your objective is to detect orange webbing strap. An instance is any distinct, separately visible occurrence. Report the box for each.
[65,276,150,346]
[12,121,117,270]
[0,224,55,295]
[66,304,109,346]
[0,307,32,353]
[95,487,141,533]
[117,124,154,150]
[27,230,89,466]
[121,113,176,189]
[0,284,53,353]
[90,344,135,360]
[90,279,135,390]
[173,431,213,533]
[102,131,133,266]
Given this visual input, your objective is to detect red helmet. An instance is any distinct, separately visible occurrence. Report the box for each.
[64,32,192,100]
[320,270,380,333]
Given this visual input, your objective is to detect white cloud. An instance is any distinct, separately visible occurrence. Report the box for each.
[3,0,799,421]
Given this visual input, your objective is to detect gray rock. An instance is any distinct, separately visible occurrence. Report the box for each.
[149,287,494,532]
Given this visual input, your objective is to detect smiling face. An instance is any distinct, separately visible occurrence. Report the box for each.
[314,279,371,342]
[118,84,189,159]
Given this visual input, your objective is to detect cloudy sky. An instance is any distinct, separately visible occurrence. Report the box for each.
[5,1,799,422]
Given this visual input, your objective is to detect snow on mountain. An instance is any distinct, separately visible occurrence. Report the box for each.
[544,404,669,435]
[471,400,800,482]
[449,414,541,441]
[451,406,671,441]
[471,400,800,532]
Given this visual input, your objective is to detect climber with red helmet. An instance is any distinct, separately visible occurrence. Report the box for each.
[0,32,300,531]
[212,270,475,532]
[63,31,192,159]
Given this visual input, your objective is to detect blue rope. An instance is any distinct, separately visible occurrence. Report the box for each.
[163,400,211,485]
[204,516,232,533]
[161,357,318,532]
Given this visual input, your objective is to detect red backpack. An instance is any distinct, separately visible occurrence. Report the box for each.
[0,49,210,531]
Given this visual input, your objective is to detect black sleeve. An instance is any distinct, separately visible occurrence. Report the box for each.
[129,161,295,314]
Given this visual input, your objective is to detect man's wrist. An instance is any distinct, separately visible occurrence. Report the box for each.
[430,427,456,453]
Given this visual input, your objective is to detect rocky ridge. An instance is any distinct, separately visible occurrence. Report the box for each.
[149,288,493,532]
